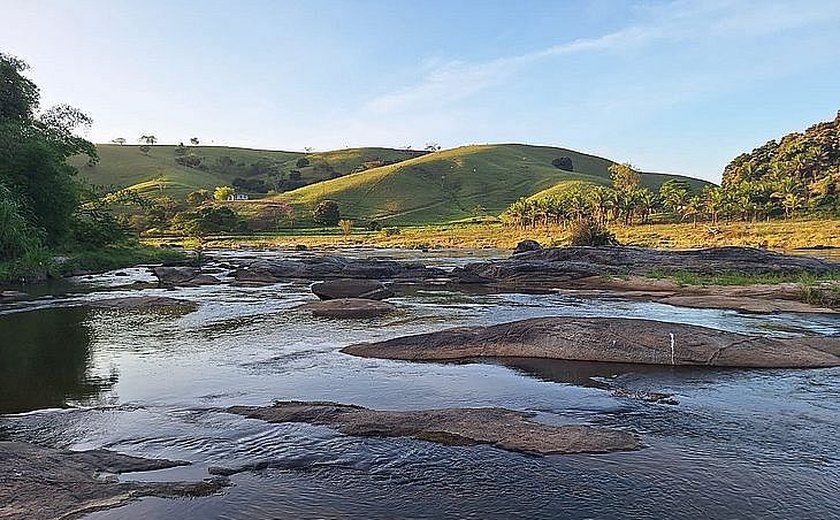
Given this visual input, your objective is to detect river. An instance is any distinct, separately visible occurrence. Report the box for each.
[1,248,838,519]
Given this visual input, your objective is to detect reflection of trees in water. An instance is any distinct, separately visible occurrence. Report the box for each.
[0,307,117,413]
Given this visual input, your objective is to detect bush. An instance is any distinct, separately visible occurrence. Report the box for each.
[568,218,617,246]
[296,157,310,168]
[365,220,383,231]
[312,200,340,226]
[382,227,401,236]
[551,157,574,171]
[172,206,243,237]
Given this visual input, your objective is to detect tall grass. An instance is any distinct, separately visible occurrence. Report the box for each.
[0,182,43,262]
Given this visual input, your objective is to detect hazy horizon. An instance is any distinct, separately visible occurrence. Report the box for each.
[3,0,839,182]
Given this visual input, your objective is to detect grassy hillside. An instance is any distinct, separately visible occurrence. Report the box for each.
[72,144,425,199]
[270,143,710,224]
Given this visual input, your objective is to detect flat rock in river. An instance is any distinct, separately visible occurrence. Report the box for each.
[152,266,221,287]
[464,246,837,287]
[311,279,394,300]
[0,441,225,520]
[342,317,840,368]
[298,298,396,318]
[227,401,639,455]
[88,296,196,310]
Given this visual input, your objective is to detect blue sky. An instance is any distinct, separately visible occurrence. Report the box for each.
[3,0,839,182]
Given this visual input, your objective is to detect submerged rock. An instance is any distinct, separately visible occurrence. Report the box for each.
[342,317,840,368]
[298,298,396,318]
[152,266,221,287]
[311,279,394,300]
[88,296,196,310]
[0,290,29,302]
[227,401,639,455]
[0,441,226,520]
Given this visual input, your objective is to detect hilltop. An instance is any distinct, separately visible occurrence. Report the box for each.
[72,144,425,198]
[269,143,709,224]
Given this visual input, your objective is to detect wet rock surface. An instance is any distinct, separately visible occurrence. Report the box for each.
[343,316,840,368]
[87,296,197,310]
[0,290,29,302]
[0,441,226,520]
[234,256,489,284]
[227,401,640,455]
[311,279,394,300]
[152,266,221,287]
[298,298,396,318]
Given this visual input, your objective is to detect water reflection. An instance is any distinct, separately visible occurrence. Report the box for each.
[0,307,116,413]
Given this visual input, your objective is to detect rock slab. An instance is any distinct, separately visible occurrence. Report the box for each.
[298,298,396,318]
[152,266,221,287]
[0,441,225,520]
[465,246,837,287]
[227,401,639,455]
[343,316,840,368]
[311,279,394,300]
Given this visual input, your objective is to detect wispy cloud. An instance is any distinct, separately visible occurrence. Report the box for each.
[364,0,840,115]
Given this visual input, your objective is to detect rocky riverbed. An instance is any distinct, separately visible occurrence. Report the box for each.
[1,245,838,519]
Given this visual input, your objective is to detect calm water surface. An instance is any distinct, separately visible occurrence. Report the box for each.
[1,248,838,520]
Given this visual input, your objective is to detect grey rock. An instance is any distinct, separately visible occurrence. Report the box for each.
[0,441,226,520]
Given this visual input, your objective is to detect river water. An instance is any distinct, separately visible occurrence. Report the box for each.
[1,248,838,519]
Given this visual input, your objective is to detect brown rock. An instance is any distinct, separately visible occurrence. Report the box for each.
[298,298,395,318]
[342,316,840,368]
[227,401,639,455]
[311,279,394,300]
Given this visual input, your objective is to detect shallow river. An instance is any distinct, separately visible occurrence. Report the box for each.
[1,248,838,519]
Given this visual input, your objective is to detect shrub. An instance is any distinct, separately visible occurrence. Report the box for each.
[312,200,340,226]
[338,219,353,237]
[568,218,617,246]
[296,157,310,168]
[551,157,574,171]
[382,227,401,236]
[365,220,383,231]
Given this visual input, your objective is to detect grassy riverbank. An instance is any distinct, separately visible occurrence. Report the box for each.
[0,244,185,285]
[145,218,839,251]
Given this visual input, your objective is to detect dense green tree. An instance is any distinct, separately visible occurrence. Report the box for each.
[0,52,97,248]
[312,200,340,226]
[609,163,641,193]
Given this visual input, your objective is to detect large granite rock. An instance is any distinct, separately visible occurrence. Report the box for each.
[343,316,840,368]
[0,441,225,520]
[464,246,837,287]
[227,401,639,455]
[298,298,396,318]
[311,279,394,300]
[235,256,489,284]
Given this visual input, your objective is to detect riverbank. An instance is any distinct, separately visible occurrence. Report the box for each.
[0,244,185,285]
[142,218,840,251]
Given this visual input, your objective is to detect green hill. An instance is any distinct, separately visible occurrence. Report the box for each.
[72,144,425,198]
[273,143,710,224]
